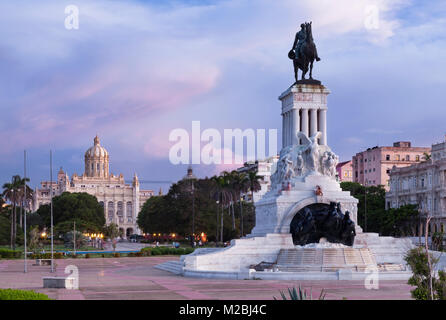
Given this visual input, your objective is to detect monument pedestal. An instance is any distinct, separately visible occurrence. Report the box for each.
[155,82,414,280]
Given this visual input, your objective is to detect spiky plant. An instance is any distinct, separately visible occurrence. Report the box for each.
[274,286,326,300]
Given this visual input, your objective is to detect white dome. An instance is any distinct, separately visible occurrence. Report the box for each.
[85,135,109,159]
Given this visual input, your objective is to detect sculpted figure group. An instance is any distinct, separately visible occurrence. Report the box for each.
[290,202,356,246]
[270,131,339,189]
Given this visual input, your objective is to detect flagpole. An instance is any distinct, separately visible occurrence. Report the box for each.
[24,150,27,273]
[50,150,54,273]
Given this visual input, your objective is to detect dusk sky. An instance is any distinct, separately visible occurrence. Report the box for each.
[0,0,445,192]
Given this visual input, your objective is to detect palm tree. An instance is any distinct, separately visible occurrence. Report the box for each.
[17,177,32,228]
[247,170,263,204]
[422,152,431,161]
[2,175,22,249]
[211,174,232,243]
[230,170,249,237]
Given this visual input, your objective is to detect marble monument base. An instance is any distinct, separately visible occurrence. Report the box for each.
[155,232,414,280]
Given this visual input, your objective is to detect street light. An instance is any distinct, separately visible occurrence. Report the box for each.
[183,166,197,240]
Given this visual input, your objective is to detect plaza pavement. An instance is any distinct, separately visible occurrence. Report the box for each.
[0,256,414,300]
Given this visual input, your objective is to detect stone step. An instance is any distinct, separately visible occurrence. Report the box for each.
[154,261,184,275]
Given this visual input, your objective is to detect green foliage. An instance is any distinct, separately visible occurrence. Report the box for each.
[31,252,63,259]
[36,192,105,233]
[0,289,51,300]
[404,247,446,300]
[139,246,194,256]
[64,231,87,249]
[0,248,22,259]
[274,286,326,300]
[137,176,255,242]
[432,232,444,251]
[340,182,419,236]
[0,214,11,245]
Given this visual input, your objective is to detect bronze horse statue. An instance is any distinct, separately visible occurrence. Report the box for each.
[288,22,321,83]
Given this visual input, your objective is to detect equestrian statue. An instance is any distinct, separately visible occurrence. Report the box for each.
[289,21,321,83]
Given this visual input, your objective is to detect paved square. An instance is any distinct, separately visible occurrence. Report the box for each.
[0,257,414,300]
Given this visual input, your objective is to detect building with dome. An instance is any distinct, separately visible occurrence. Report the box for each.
[32,135,154,237]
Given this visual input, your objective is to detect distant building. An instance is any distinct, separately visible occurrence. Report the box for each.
[33,135,154,237]
[352,141,430,190]
[386,138,446,235]
[336,160,353,182]
[237,155,279,203]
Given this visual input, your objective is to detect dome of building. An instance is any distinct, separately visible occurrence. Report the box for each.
[84,135,110,178]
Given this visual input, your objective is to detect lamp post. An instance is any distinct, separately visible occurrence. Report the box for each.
[183,166,196,242]
[23,150,27,273]
[364,181,367,233]
[50,150,54,273]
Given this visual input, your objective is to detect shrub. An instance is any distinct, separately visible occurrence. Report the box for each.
[405,247,446,300]
[0,289,51,300]
[274,286,326,300]
[113,252,120,258]
[0,248,22,259]
[127,252,135,257]
[85,253,90,259]
[29,252,63,260]
[140,247,152,256]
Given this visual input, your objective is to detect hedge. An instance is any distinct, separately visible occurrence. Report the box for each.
[30,252,64,259]
[0,249,22,259]
[139,247,194,256]
[0,289,51,300]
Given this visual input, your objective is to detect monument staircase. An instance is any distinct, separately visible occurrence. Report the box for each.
[274,247,376,273]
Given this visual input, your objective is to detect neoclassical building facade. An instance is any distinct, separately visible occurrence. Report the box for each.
[386,139,446,235]
[33,136,154,236]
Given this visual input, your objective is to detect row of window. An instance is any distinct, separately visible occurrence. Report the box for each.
[356,154,421,163]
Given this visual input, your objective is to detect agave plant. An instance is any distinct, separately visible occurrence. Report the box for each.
[274,286,326,300]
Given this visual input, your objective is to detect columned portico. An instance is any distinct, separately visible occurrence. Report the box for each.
[279,83,330,146]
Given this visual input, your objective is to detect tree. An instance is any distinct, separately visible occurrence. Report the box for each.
[422,152,431,161]
[405,246,446,300]
[103,223,120,252]
[212,173,233,243]
[137,176,254,243]
[2,175,22,249]
[229,170,249,236]
[247,170,263,203]
[35,192,106,235]
[340,182,419,236]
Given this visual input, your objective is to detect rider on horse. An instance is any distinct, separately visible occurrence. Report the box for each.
[292,23,321,61]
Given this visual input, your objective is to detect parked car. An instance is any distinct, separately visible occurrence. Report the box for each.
[129,234,145,243]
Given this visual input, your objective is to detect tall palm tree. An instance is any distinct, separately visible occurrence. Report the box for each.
[247,170,263,204]
[230,170,249,237]
[17,177,32,228]
[2,175,22,249]
[211,174,232,243]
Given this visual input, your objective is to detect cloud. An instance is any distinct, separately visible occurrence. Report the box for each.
[1,0,446,188]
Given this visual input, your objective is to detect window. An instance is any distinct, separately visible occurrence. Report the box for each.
[406,155,410,161]
[373,168,375,172]
[386,169,390,174]
[386,155,390,161]
[395,155,400,161]
[365,159,367,163]
[416,155,420,161]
